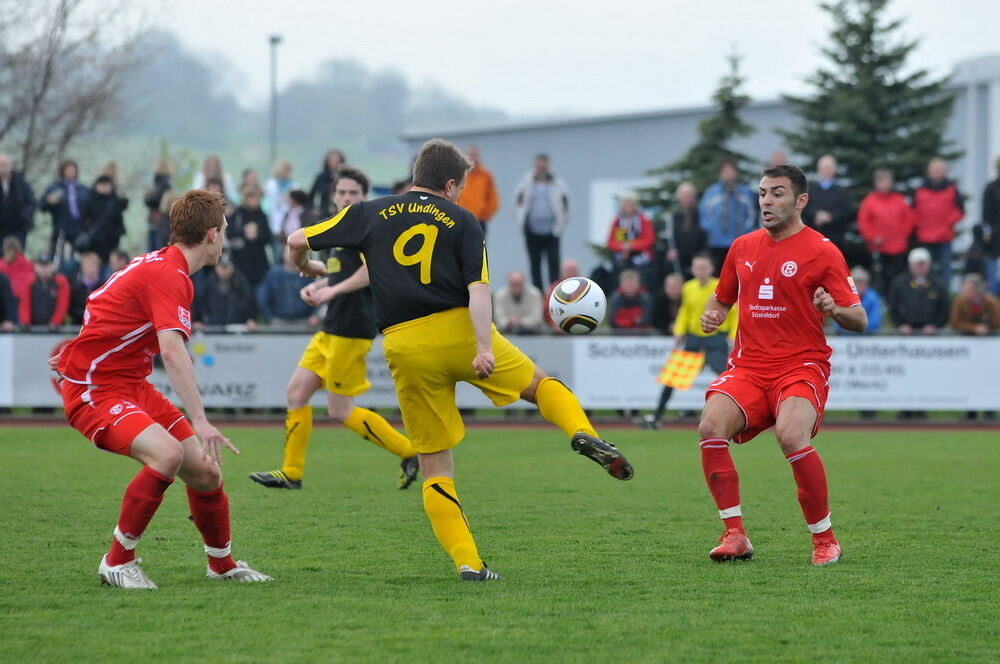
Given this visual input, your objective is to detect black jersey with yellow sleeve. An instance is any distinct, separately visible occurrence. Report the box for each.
[320,247,376,340]
[304,191,488,331]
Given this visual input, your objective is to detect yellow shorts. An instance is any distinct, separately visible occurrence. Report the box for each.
[297,332,372,396]
[383,307,536,454]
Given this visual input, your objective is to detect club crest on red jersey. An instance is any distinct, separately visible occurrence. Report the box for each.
[781,261,798,277]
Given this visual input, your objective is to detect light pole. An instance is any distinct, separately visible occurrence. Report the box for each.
[269,34,283,168]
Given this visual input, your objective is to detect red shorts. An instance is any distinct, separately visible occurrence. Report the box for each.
[705,363,829,444]
[61,380,195,455]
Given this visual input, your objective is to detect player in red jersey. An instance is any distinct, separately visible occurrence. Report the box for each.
[53,190,271,588]
[697,164,866,566]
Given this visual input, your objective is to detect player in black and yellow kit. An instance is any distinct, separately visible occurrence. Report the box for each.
[288,140,634,581]
[249,167,418,490]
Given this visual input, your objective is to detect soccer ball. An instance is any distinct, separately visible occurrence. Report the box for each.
[548,277,606,334]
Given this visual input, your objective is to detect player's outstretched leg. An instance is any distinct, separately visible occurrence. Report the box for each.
[776,396,840,565]
[179,436,272,582]
[527,374,633,480]
[99,425,184,589]
[334,397,419,489]
[699,394,753,562]
[419,451,500,581]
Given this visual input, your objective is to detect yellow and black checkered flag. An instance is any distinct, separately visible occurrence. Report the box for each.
[657,350,705,389]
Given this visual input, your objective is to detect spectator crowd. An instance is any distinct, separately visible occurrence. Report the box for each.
[2,145,1000,343]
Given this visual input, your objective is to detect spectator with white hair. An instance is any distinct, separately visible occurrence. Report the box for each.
[803,155,853,256]
[888,247,949,335]
[663,181,706,280]
[494,270,543,334]
[913,157,964,289]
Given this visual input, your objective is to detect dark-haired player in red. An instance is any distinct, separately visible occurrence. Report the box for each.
[697,164,866,566]
[54,190,271,588]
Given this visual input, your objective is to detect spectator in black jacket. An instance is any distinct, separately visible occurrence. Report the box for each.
[888,247,950,335]
[227,187,272,289]
[193,254,258,329]
[650,274,683,335]
[982,154,1000,295]
[0,153,36,247]
[68,252,106,324]
[143,156,172,251]
[309,149,345,218]
[79,175,128,263]
[0,271,17,331]
[803,155,853,255]
[664,182,707,280]
[40,159,89,262]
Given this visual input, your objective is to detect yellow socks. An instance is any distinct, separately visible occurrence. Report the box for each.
[422,476,482,572]
[281,405,314,481]
[535,377,598,438]
[343,407,415,458]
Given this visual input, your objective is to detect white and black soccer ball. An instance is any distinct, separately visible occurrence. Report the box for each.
[548,277,606,335]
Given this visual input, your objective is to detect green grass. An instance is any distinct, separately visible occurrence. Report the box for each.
[1,425,997,663]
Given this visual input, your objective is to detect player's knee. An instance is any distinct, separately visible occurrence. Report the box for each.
[285,385,309,409]
[188,461,222,492]
[151,441,184,476]
[775,423,809,454]
[697,415,727,440]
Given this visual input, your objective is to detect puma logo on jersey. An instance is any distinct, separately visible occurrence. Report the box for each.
[744,261,756,272]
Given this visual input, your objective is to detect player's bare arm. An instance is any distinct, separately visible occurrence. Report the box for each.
[813,287,867,333]
[287,229,328,278]
[157,329,239,464]
[468,282,495,379]
[700,296,733,334]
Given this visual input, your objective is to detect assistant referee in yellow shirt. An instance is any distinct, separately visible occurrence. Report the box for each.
[643,253,737,428]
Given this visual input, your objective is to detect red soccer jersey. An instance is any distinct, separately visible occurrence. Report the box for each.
[715,226,860,374]
[58,246,193,385]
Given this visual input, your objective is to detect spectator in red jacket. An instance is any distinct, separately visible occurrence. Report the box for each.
[609,268,652,330]
[606,195,655,276]
[858,168,914,291]
[20,256,70,328]
[0,236,35,299]
[913,158,964,290]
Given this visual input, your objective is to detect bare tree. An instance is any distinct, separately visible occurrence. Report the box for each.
[0,0,142,179]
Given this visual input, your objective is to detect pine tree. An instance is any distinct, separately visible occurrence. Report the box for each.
[639,55,755,214]
[780,0,959,195]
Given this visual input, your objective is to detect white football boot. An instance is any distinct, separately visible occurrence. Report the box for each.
[206,560,273,582]
[98,555,158,589]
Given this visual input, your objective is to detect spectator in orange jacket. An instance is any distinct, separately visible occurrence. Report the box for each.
[950,273,1000,336]
[606,195,655,278]
[457,145,499,237]
[858,168,914,291]
[19,256,70,328]
[913,158,964,290]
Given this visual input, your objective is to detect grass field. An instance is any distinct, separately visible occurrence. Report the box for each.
[1,425,997,663]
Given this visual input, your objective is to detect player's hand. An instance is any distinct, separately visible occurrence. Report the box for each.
[813,287,837,316]
[48,352,61,370]
[299,282,318,304]
[472,350,495,379]
[193,418,240,465]
[700,310,723,334]
[298,259,328,278]
[304,285,339,306]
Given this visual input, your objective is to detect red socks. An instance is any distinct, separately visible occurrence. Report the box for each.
[700,438,744,533]
[187,485,236,574]
[107,466,173,565]
[786,446,833,536]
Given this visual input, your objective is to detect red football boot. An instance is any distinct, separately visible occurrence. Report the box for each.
[709,527,754,562]
[811,532,842,566]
